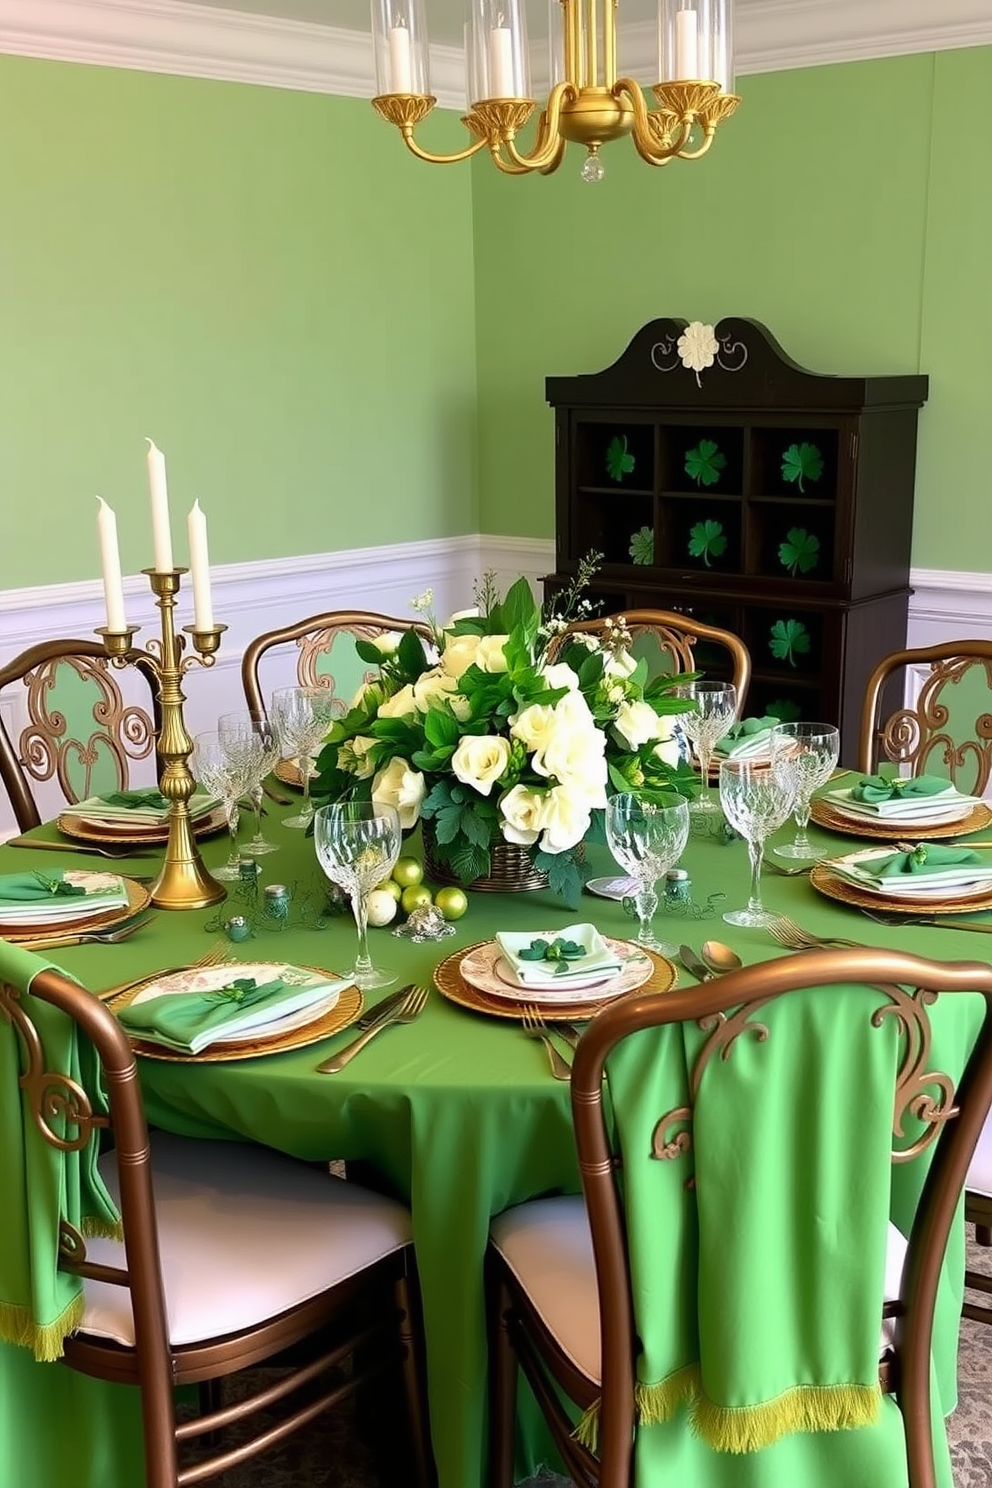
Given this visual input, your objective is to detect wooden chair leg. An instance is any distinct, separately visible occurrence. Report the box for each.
[487,1262,519,1488]
[394,1271,437,1488]
[976,1223,992,1246]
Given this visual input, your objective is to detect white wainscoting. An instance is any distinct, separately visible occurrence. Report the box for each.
[0,539,988,837]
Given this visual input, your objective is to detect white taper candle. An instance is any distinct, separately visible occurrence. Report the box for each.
[96,497,127,632]
[388,24,413,92]
[187,499,214,631]
[674,8,699,79]
[146,438,174,571]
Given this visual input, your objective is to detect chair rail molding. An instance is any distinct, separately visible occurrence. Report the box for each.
[0,0,988,105]
[0,542,986,836]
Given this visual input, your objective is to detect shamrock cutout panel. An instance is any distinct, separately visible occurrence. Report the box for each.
[606,435,635,483]
[781,442,824,493]
[629,526,654,565]
[687,519,727,568]
[685,439,726,488]
[769,618,811,668]
[778,527,820,576]
[767,698,802,723]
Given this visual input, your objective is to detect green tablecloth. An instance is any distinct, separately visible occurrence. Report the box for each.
[0,795,988,1488]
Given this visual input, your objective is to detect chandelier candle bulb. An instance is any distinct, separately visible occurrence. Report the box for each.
[489,22,514,97]
[146,438,173,572]
[187,499,214,631]
[96,497,127,633]
[675,7,699,79]
[388,21,413,93]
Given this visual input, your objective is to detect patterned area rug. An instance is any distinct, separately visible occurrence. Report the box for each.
[217,1238,992,1488]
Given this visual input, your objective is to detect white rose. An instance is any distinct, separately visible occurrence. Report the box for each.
[441,633,482,680]
[614,699,666,751]
[653,714,681,768]
[412,666,458,713]
[499,784,546,846]
[451,735,512,796]
[450,693,473,723]
[351,678,385,713]
[510,702,557,753]
[377,683,417,719]
[372,633,400,656]
[476,635,510,673]
[532,715,607,807]
[337,734,377,780]
[445,606,480,626]
[604,649,638,680]
[370,757,426,830]
[540,662,581,693]
[539,785,592,854]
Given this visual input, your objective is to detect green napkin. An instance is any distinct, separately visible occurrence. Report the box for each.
[0,940,120,1362]
[713,717,778,759]
[862,844,983,879]
[495,923,623,986]
[116,975,341,1055]
[0,873,88,904]
[851,774,951,803]
[98,789,170,810]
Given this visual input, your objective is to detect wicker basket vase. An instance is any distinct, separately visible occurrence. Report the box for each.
[421,822,549,894]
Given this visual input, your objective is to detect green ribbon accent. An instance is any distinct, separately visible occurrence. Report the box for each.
[850,774,951,804]
[98,789,170,809]
[0,873,87,904]
[863,844,983,878]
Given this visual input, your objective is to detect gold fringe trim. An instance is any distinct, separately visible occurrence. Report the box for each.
[688,1382,882,1454]
[574,1364,700,1451]
[0,1294,83,1362]
[82,1213,123,1242]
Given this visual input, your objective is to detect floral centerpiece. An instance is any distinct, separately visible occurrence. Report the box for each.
[311,572,697,904]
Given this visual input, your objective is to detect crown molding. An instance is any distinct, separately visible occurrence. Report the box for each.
[0,0,988,108]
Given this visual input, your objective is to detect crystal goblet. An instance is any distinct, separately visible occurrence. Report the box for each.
[313,802,402,990]
[604,794,690,956]
[271,686,338,830]
[719,755,798,927]
[191,730,253,882]
[671,682,738,813]
[218,710,280,855]
[771,722,840,859]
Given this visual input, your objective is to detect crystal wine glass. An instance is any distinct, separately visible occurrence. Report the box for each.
[191,730,253,882]
[218,710,280,856]
[604,794,690,955]
[771,722,840,860]
[671,682,738,813]
[270,686,338,830]
[313,802,402,990]
[719,756,798,927]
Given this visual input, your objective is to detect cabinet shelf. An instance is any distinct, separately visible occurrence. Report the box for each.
[545,317,928,762]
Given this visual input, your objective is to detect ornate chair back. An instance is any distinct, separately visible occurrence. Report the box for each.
[241,610,433,720]
[0,639,160,832]
[548,608,751,708]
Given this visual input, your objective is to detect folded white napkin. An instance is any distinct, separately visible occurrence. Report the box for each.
[495,924,624,987]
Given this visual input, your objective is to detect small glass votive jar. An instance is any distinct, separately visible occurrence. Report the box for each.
[263,883,291,925]
[665,867,692,906]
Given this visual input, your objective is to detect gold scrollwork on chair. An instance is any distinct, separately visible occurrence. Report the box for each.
[625,621,699,680]
[0,983,109,1153]
[18,654,155,802]
[295,627,387,719]
[881,655,992,797]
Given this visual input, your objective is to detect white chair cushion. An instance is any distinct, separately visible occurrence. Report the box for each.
[491,1194,908,1383]
[967,1112,992,1197]
[81,1133,412,1348]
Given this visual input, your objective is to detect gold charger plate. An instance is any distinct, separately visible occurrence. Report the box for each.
[810,863,992,917]
[434,938,677,1021]
[4,876,151,943]
[273,758,318,789]
[107,962,363,1063]
[57,804,228,846]
[810,796,992,843]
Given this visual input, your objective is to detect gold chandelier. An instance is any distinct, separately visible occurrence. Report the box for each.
[371,0,738,180]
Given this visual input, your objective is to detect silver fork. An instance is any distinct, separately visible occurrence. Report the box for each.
[765,914,865,951]
[316,984,429,1073]
[521,1005,572,1081]
[27,911,158,952]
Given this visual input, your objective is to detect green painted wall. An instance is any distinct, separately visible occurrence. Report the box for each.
[472,48,992,573]
[0,55,478,589]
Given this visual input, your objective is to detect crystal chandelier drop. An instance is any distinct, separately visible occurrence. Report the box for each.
[370,0,738,181]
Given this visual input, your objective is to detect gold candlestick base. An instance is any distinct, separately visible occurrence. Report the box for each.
[99,571,228,911]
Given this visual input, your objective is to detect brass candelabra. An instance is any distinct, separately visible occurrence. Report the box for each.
[98,568,227,910]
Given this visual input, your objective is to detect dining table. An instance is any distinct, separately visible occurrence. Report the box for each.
[1,785,990,1488]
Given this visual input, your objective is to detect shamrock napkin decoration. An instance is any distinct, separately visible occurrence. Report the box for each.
[515,937,587,975]
[862,844,983,879]
[99,788,170,810]
[850,775,951,804]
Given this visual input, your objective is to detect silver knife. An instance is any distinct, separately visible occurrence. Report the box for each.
[679,944,713,983]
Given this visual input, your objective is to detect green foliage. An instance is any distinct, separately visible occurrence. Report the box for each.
[532,848,585,909]
[781,442,824,493]
[687,519,727,567]
[629,526,654,565]
[684,439,727,488]
[778,527,820,576]
[606,435,635,482]
[769,619,811,669]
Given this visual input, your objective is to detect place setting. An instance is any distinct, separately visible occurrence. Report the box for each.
[56,786,225,847]
[810,770,992,841]
[809,841,992,917]
[0,868,152,946]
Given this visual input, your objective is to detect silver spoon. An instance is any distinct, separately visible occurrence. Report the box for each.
[700,940,743,976]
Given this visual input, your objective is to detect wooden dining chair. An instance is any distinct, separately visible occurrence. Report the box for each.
[0,638,161,832]
[0,956,436,1488]
[858,640,992,797]
[486,949,992,1488]
[241,610,433,720]
[547,608,751,710]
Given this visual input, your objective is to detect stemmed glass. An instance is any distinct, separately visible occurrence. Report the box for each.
[771,722,840,860]
[604,794,691,956]
[191,730,253,882]
[270,686,338,830]
[719,756,798,927]
[671,682,738,813]
[313,802,402,990]
[218,710,280,856]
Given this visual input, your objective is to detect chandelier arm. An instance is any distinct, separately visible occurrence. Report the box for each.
[615,78,682,166]
[500,84,574,174]
[398,127,490,165]
[676,124,718,161]
[487,143,535,175]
